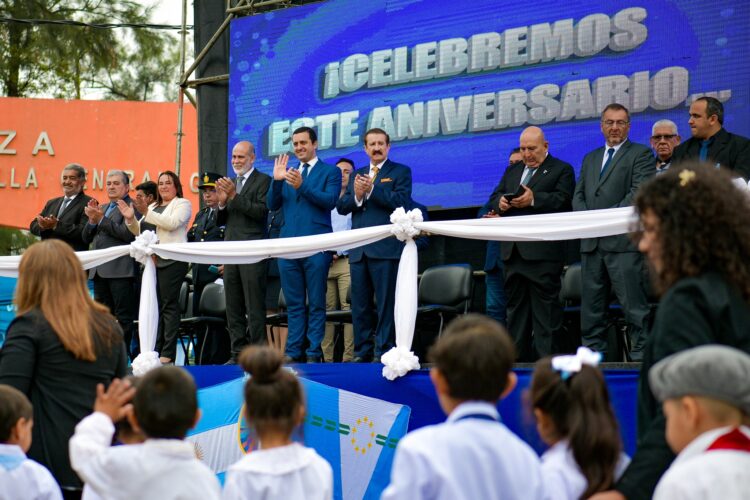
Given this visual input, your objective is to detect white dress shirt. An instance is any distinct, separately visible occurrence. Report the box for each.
[69,412,220,500]
[540,439,630,500]
[221,442,333,500]
[654,425,750,500]
[0,444,62,500]
[381,401,546,500]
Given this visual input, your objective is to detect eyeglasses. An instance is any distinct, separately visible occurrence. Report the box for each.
[602,120,629,127]
[651,134,677,141]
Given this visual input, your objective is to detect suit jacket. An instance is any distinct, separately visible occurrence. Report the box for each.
[672,128,750,180]
[188,206,226,287]
[217,169,270,241]
[82,196,139,279]
[488,155,575,261]
[126,197,192,244]
[267,159,341,238]
[615,272,750,500]
[30,193,93,251]
[573,140,654,253]
[337,159,412,262]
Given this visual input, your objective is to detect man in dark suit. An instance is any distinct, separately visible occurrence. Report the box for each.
[478,148,522,326]
[81,170,139,359]
[650,119,681,175]
[268,127,341,363]
[487,127,575,361]
[673,96,750,180]
[188,172,229,364]
[337,128,412,363]
[30,163,92,251]
[215,141,271,364]
[573,103,655,360]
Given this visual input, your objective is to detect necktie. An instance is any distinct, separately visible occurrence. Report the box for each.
[236,175,244,194]
[521,167,535,186]
[104,202,117,217]
[301,163,310,181]
[208,208,214,222]
[600,148,615,179]
[371,166,380,180]
[699,140,711,162]
[57,197,71,217]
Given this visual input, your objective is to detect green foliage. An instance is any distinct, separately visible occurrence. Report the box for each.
[0,226,38,256]
[0,0,180,101]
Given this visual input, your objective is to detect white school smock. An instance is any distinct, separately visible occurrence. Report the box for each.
[69,412,220,500]
[0,443,62,500]
[541,439,630,500]
[221,442,333,500]
[653,425,750,500]
[381,401,546,500]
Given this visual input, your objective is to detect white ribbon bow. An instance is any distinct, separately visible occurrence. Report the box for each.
[390,207,423,242]
[129,230,159,265]
[551,346,602,379]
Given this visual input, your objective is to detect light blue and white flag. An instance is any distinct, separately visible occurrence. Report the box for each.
[186,374,411,499]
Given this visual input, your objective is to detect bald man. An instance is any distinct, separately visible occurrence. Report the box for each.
[488,127,575,361]
[215,140,271,363]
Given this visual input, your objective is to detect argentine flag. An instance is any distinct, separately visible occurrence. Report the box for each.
[186,374,411,499]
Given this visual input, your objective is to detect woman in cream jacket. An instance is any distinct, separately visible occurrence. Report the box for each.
[121,171,192,364]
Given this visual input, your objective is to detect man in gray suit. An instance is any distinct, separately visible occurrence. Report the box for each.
[82,170,140,359]
[573,103,655,360]
[216,141,272,363]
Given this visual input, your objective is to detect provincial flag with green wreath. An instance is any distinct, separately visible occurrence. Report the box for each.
[186,374,411,499]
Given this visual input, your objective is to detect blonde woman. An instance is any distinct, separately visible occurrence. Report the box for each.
[122,170,192,365]
[0,239,127,497]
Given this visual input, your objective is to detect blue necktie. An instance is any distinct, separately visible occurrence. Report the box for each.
[104,202,117,217]
[600,148,615,179]
[521,167,535,186]
[301,163,310,181]
[699,140,711,162]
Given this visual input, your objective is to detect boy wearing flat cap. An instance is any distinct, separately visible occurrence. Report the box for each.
[649,345,750,500]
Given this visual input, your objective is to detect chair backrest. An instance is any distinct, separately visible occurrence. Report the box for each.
[198,283,226,317]
[560,262,582,303]
[418,264,473,309]
[277,288,287,310]
[179,280,190,316]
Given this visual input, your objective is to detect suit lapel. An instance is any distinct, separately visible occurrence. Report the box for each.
[526,156,553,190]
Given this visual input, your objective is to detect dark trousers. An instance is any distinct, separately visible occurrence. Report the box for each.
[93,275,136,359]
[485,268,507,326]
[504,250,564,362]
[580,250,651,356]
[279,252,331,360]
[156,260,189,361]
[224,261,267,359]
[350,255,399,359]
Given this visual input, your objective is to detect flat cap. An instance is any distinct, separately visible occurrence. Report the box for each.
[649,345,750,415]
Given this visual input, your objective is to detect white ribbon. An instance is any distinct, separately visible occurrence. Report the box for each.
[551,346,602,379]
[0,207,637,379]
[129,231,161,375]
[390,207,423,242]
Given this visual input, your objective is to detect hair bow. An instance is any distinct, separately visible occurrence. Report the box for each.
[551,347,602,380]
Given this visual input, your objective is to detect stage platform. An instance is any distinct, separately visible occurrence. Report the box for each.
[185,362,640,456]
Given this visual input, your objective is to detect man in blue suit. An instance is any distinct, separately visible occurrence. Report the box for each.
[337,128,412,362]
[267,126,341,363]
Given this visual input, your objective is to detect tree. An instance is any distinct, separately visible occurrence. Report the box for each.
[0,0,180,101]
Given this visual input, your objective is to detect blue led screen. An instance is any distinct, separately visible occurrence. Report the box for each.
[228,0,749,208]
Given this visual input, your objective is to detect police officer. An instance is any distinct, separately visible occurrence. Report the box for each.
[187,172,228,363]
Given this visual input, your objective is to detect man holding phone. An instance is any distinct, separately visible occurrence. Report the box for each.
[487,126,575,361]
